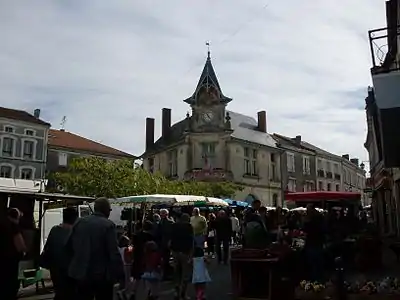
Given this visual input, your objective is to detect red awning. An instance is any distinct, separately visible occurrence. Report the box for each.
[285,191,361,201]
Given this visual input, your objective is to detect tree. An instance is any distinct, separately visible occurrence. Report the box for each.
[52,156,243,199]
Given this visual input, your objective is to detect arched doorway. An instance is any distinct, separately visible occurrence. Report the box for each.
[244,194,258,205]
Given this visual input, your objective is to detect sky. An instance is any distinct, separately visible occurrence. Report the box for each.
[0,1,389,166]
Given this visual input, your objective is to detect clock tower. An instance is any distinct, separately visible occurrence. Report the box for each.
[183,49,232,132]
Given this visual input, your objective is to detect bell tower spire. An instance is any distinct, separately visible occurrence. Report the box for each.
[183,46,232,105]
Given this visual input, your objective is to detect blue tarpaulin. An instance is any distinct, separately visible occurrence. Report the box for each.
[223,199,249,207]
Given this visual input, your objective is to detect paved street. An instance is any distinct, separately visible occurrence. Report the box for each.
[18,260,231,300]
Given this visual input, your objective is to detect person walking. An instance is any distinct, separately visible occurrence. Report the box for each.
[40,207,78,300]
[156,209,174,280]
[230,212,240,245]
[136,241,162,300]
[0,208,27,300]
[206,213,216,257]
[190,208,207,249]
[68,197,124,300]
[170,213,194,300]
[214,210,232,264]
[191,247,211,300]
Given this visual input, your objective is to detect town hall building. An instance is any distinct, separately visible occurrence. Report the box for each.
[141,51,283,206]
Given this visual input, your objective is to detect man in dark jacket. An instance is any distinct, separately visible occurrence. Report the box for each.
[156,208,174,279]
[170,213,194,300]
[68,198,124,300]
[215,210,232,264]
[40,207,78,300]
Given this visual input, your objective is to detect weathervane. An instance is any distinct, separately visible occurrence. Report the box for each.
[206,41,211,59]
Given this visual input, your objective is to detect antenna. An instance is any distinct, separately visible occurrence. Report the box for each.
[60,116,67,131]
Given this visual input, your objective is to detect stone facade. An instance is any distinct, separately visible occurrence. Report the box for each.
[142,52,282,206]
[0,108,50,180]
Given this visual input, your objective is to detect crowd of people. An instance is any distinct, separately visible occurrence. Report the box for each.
[0,198,243,300]
[0,196,365,300]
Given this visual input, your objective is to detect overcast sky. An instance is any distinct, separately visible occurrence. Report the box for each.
[0,1,387,164]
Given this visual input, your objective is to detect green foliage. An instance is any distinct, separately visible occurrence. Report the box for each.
[52,156,242,199]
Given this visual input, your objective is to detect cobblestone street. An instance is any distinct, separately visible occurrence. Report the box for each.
[18,260,231,300]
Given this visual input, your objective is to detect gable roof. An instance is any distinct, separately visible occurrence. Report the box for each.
[142,110,278,157]
[0,107,50,126]
[48,129,135,158]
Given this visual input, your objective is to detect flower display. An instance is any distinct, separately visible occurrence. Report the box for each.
[344,278,400,295]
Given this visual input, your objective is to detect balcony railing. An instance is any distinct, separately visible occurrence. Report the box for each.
[368,24,400,75]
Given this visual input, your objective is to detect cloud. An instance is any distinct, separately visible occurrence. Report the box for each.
[0,0,387,167]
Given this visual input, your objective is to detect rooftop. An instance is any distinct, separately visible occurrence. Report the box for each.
[0,107,50,126]
[48,129,135,159]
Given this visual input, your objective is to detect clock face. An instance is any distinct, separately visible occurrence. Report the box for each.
[202,111,214,123]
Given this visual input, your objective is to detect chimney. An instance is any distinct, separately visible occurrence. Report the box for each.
[33,109,41,118]
[350,158,359,166]
[294,135,301,146]
[145,117,155,151]
[342,154,349,160]
[162,108,171,137]
[257,111,267,133]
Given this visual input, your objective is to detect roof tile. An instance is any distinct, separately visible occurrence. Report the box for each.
[48,129,135,158]
[0,107,50,126]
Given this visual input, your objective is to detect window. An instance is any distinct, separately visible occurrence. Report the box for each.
[288,178,296,192]
[272,194,278,207]
[336,184,340,191]
[244,147,258,175]
[334,163,339,174]
[2,137,14,157]
[202,143,215,155]
[325,161,331,171]
[318,181,323,191]
[327,183,331,191]
[0,165,13,178]
[271,154,277,181]
[286,152,295,172]
[303,156,310,175]
[304,181,314,192]
[4,126,14,133]
[202,142,216,169]
[25,129,35,136]
[23,140,34,159]
[317,159,323,170]
[167,149,178,176]
[20,168,33,180]
[58,152,68,166]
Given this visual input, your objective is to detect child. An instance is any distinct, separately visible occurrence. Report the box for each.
[192,247,211,300]
[117,235,134,300]
[137,241,162,300]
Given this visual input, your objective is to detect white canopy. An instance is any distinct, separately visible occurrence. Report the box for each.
[109,194,207,206]
[205,197,229,207]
